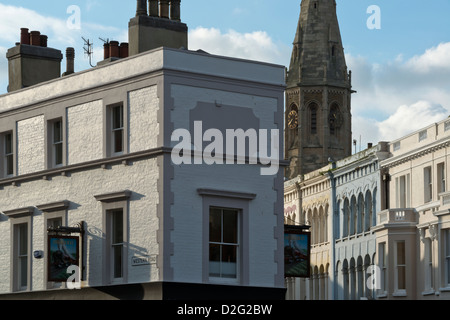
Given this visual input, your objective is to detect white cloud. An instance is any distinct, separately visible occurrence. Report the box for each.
[377,101,448,141]
[347,42,450,148]
[188,27,290,66]
[405,42,450,73]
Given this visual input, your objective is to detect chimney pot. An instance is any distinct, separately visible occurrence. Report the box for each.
[170,0,181,21]
[159,0,170,18]
[104,42,110,60]
[148,0,159,17]
[136,0,148,16]
[65,47,75,75]
[30,31,41,46]
[20,28,30,45]
[40,35,48,47]
[119,43,129,58]
[109,41,120,58]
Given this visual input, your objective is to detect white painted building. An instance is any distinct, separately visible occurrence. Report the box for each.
[0,4,286,299]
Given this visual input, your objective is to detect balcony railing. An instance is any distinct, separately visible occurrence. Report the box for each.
[377,208,416,225]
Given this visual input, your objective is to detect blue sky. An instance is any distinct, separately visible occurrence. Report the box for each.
[0,0,449,149]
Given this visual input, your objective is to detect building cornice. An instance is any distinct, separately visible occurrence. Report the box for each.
[381,138,450,169]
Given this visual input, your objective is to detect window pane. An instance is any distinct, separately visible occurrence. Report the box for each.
[223,210,238,244]
[113,106,123,130]
[114,129,123,153]
[19,224,27,256]
[398,266,406,290]
[397,241,405,265]
[53,120,62,143]
[5,133,12,154]
[112,210,123,244]
[209,208,222,243]
[221,245,237,278]
[447,230,450,256]
[48,218,62,230]
[113,245,123,278]
[447,258,450,285]
[6,154,13,175]
[19,256,28,288]
[54,143,63,166]
[209,244,221,277]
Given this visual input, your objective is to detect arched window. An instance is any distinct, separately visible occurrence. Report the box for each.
[309,103,318,134]
[357,193,364,234]
[343,198,350,237]
[329,103,341,136]
[365,190,372,231]
[351,196,357,235]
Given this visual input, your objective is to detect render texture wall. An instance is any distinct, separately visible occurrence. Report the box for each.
[0,72,163,294]
[128,85,159,152]
[17,115,45,175]
[0,158,160,293]
[67,100,103,165]
[168,81,285,288]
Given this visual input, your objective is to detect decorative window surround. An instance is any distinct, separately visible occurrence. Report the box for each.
[36,200,70,213]
[2,207,34,218]
[197,188,256,200]
[94,190,131,203]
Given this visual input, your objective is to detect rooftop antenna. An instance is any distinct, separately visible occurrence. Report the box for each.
[82,37,95,68]
[99,37,110,45]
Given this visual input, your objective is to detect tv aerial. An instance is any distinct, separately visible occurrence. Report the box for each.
[99,37,110,45]
[82,37,95,68]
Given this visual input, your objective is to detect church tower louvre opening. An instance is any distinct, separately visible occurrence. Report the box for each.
[285,0,354,180]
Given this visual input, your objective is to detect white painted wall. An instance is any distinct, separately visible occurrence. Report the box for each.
[128,85,160,153]
[67,100,103,165]
[17,115,45,175]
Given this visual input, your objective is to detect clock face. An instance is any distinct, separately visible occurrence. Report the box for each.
[329,110,343,128]
[288,110,298,129]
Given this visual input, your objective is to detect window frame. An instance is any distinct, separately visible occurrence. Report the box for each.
[437,162,446,195]
[8,213,32,293]
[199,189,253,286]
[377,242,387,297]
[394,240,407,295]
[445,229,450,287]
[109,208,125,281]
[96,191,130,285]
[105,102,127,157]
[208,207,240,282]
[49,118,64,168]
[424,166,433,203]
[0,130,15,178]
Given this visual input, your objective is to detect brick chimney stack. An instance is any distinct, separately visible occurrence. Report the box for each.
[7,28,62,92]
[62,47,75,76]
[129,0,188,56]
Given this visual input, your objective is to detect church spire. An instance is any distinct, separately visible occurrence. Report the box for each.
[287,0,350,89]
[284,0,353,179]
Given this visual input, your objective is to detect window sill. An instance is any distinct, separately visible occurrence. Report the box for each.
[439,286,450,292]
[421,289,435,296]
[392,290,407,297]
[209,277,240,286]
[376,292,388,299]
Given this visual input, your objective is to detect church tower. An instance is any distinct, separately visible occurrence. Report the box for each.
[285,0,354,179]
